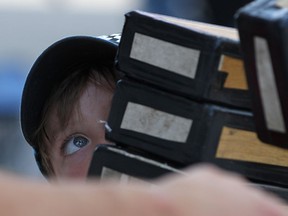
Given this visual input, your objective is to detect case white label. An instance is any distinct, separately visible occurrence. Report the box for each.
[101,167,144,184]
[254,36,286,133]
[120,102,193,142]
[275,0,288,8]
[130,32,200,79]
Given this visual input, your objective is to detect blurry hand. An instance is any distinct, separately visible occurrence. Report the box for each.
[0,165,287,216]
[155,164,287,216]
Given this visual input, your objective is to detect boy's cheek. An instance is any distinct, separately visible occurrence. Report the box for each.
[53,149,94,180]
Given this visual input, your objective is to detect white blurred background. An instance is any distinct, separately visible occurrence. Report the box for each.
[0,0,252,178]
[0,0,145,178]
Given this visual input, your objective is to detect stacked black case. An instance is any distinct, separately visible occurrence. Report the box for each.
[87,9,288,202]
[106,79,288,187]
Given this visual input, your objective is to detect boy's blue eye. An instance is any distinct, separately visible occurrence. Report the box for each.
[64,136,89,155]
[73,136,88,148]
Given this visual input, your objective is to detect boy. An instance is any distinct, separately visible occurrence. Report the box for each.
[21,34,121,178]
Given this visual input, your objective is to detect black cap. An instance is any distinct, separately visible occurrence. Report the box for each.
[21,34,120,148]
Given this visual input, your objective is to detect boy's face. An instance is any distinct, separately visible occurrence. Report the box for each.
[45,82,114,179]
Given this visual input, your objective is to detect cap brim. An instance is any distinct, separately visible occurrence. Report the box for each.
[21,36,118,146]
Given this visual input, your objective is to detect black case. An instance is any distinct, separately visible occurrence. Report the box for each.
[88,146,288,203]
[88,144,182,181]
[107,79,204,165]
[116,10,251,110]
[106,80,288,187]
[236,0,288,147]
